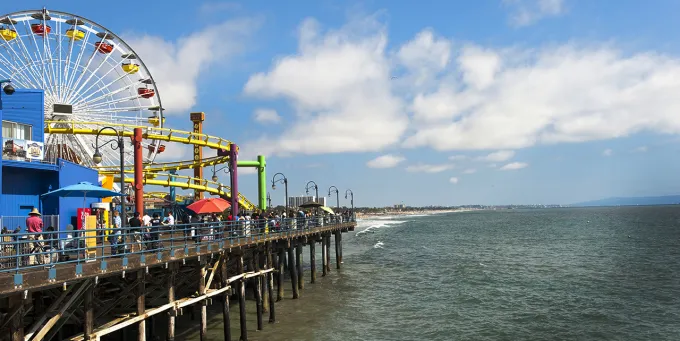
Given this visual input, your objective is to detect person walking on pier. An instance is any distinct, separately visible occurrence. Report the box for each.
[26,208,44,264]
[110,210,123,255]
[129,212,143,252]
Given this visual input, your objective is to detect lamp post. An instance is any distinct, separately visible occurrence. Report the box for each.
[305,181,319,204]
[345,189,354,220]
[267,192,272,209]
[328,186,339,211]
[0,79,14,97]
[271,172,288,216]
[211,164,230,182]
[93,127,126,227]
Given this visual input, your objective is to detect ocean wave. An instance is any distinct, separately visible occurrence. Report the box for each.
[373,241,384,249]
[355,219,406,236]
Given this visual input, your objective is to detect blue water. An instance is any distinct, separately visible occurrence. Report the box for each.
[182,207,680,341]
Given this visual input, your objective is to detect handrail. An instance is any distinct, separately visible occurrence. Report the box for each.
[44,121,236,152]
[0,215,356,275]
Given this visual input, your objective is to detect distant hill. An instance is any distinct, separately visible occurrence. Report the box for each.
[573,195,680,207]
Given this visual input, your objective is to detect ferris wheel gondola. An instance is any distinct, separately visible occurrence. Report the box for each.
[0,8,165,169]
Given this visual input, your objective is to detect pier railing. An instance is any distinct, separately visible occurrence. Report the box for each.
[0,215,355,274]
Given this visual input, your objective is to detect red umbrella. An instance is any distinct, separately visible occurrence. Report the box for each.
[187,197,231,214]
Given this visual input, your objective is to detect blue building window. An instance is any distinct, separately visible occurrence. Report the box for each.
[2,120,32,140]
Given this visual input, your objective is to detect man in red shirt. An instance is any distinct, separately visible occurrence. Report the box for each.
[26,208,44,264]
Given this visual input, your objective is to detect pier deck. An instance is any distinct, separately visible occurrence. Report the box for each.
[0,218,355,341]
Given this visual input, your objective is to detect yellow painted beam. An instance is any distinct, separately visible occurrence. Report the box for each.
[114,174,256,210]
[44,121,236,152]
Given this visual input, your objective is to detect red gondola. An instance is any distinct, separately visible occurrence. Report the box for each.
[31,23,51,36]
[148,144,166,153]
[137,88,155,99]
[94,41,113,54]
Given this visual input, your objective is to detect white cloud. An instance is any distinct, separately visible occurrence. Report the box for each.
[240,16,680,159]
[243,17,407,156]
[477,150,515,162]
[403,42,680,151]
[405,163,454,173]
[602,148,613,156]
[503,0,565,27]
[125,18,258,114]
[366,154,405,168]
[463,168,477,174]
[396,29,451,88]
[253,108,281,123]
[500,162,528,170]
[632,146,648,153]
[448,155,467,161]
[449,177,459,184]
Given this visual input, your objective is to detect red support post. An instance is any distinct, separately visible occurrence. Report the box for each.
[133,128,144,214]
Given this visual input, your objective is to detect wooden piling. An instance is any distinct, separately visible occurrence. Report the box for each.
[220,255,231,341]
[287,244,299,299]
[335,231,342,269]
[9,293,24,341]
[237,254,248,341]
[277,247,285,301]
[325,234,332,274]
[198,261,207,341]
[84,285,94,340]
[166,263,176,341]
[253,251,264,331]
[266,246,276,323]
[321,236,328,277]
[309,241,316,283]
[137,270,146,341]
[261,251,269,314]
[296,244,304,290]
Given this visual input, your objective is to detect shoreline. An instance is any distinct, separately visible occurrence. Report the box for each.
[355,208,481,219]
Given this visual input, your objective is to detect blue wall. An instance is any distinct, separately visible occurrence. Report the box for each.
[2,159,98,231]
[1,165,58,230]
[57,160,99,231]
[2,88,45,142]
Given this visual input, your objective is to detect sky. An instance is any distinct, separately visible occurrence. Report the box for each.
[11,0,680,207]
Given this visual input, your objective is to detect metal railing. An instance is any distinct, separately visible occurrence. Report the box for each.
[0,214,356,274]
[0,215,59,232]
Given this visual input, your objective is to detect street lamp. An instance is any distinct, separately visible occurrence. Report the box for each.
[93,126,126,227]
[305,180,319,203]
[211,163,229,182]
[345,189,354,220]
[0,79,14,96]
[328,186,339,210]
[271,172,288,216]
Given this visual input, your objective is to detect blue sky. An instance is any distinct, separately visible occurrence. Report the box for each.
[12,0,680,206]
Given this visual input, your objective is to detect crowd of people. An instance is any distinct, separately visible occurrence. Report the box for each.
[0,207,355,268]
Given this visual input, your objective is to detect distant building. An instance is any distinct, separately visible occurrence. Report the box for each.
[394,204,405,209]
[288,195,327,207]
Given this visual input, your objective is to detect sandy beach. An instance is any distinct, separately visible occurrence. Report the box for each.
[354,208,479,219]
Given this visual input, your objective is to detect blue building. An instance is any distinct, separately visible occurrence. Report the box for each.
[1,88,99,232]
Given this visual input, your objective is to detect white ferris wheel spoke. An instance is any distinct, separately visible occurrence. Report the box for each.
[0,9,164,169]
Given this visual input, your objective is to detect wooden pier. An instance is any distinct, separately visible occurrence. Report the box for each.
[0,222,355,341]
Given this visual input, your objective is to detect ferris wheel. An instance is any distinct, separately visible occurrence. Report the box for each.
[0,9,164,168]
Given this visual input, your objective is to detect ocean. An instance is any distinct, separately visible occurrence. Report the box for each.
[177,206,680,341]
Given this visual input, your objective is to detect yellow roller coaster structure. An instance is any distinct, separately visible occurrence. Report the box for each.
[45,121,259,211]
[116,173,256,210]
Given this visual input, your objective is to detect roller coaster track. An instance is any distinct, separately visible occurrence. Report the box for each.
[144,191,187,203]
[96,156,231,175]
[116,172,256,210]
[44,121,237,152]
[46,121,258,210]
